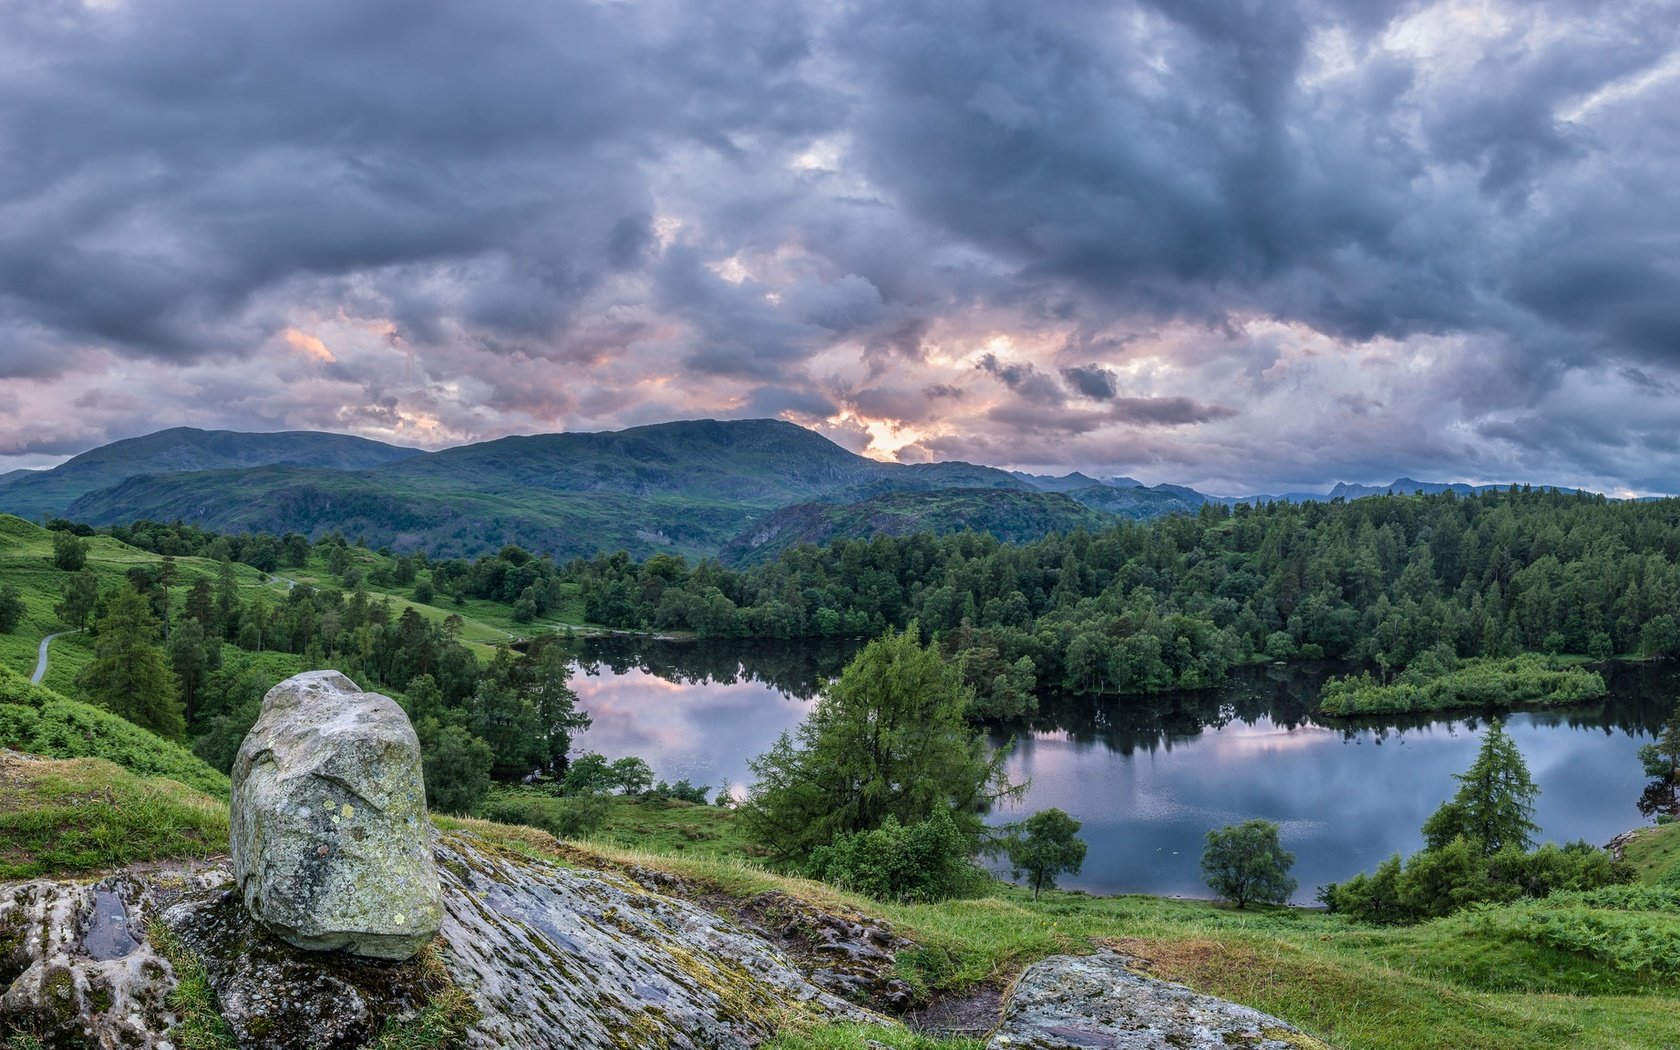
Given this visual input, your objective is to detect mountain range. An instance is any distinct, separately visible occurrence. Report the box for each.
[0,420,1630,562]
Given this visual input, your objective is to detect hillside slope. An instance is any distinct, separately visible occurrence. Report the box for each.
[61,419,1039,560]
[0,427,420,521]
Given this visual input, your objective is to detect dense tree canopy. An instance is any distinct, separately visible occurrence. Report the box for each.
[562,489,1680,704]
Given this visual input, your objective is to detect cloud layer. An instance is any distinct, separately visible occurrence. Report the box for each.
[2,0,1677,494]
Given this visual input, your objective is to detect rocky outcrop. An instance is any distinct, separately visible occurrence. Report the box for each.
[0,831,879,1048]
[987,950,1325,1050]
[231,671,441,961]
[0,869,229,1049]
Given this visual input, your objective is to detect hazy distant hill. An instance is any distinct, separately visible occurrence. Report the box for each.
[0,427,420,522]
[1060,484,1204,519]
[717,488,1114,566]
[57,419,1051,560]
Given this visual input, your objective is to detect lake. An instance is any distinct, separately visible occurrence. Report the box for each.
[563,638,1675,903]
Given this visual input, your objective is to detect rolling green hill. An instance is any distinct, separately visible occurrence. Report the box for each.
[0,426,419,522]
[716,487,1115,566]
[54,419,1062,560]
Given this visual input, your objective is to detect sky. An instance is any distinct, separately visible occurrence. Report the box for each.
[1,0,1678,495]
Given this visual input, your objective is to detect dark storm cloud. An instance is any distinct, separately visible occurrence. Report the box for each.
[976,353,1064,404]
[1111,397,1236,427]
[832,0,1680,348]
[3,0,1680,492]
[0,0,827,365]
[1061,364,1118,401]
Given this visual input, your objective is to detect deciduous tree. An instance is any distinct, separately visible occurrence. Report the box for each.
[1003,807,1087,901]
[1201,818,1297,908]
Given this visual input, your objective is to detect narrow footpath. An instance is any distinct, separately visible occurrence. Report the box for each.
[31,631,71,684]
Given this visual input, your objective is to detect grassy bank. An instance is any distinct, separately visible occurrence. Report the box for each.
[1,741,1675,1049]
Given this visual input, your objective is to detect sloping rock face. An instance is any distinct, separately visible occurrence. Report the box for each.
[231,671,441,960]
[987,950,1324,1050]
[0,832,878,1048]
[437,837,875,1047]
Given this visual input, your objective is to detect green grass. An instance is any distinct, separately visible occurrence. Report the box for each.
[0,754,227,879]
[149,918,238,1049]
[764,1025,983,1050]
[582,796,757,857]
[1620,822,1680,883]
[0,514,280,686]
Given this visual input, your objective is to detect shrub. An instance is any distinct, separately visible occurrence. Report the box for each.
[806,808,980,902]
[477,793,610,839]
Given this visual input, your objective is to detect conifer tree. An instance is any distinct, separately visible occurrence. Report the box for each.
[76,584,185,741]
[1422,720,1539,855]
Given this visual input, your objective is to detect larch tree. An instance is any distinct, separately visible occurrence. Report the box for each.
[76,584,185,741]
[1422,719,1539,855]
[741,623,1022,863]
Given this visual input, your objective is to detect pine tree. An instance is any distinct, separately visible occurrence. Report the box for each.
[1422,720,1539,855]
[76,584,185,741]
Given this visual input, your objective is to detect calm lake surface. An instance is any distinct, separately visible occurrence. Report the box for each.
[564,638,1675,903]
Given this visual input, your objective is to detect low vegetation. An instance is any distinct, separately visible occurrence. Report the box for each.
[0,753,226,879]
[1319,651,1607,716]
[0,666,229,796]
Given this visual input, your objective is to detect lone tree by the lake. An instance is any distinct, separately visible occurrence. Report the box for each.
[1202,818,1297,908]
[1004,807,1087,901]
[1421,719,1538,855]
[741,623,1022,863]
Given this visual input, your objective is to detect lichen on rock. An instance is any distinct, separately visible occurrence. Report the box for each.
[0,833,882,1048]
[987,950,1327,1050]
[230,671,441,961]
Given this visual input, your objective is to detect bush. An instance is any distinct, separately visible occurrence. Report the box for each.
[1319,654,1607,716]
[1323,838,1632,924]
[806,808,980,902]
[477,792,610,839]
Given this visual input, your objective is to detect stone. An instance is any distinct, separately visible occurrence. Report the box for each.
[987,950,1327,1050]
[231,670,441,960]
[0,833,882,1049]
[0,868,229,1050]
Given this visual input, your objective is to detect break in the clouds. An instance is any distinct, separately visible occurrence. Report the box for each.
[1,0,1678,495]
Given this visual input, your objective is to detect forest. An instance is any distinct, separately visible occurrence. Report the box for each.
[27,486,1679,816]
[565,488,1680,715]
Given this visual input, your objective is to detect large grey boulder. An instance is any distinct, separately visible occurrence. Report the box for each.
[987,950,1326,1049]
[231,670,441,960]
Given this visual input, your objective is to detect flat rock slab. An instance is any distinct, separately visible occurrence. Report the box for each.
[0,833,879,1049]
[988,950,1325,1050]
[232,671,441,960]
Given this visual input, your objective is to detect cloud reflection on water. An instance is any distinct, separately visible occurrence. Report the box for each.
[564,640,1673,904]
